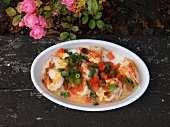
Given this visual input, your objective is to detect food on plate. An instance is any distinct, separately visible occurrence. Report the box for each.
[41,46,139,105]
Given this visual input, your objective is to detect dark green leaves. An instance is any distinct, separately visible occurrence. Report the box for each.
[6,7,16,17]
[97,20,105,29]
[125,78,136,88]
[60,32,69,39]
[90,93,97,98]
[3,0,10,5]
[87,0,98,15]
[93,12,102,19]
[82,16,89,24]
[89,19,96,29]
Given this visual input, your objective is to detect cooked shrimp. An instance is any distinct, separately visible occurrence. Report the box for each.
[119,58,139,84]
[77,81,91,96]
[51,56,68,69]
[104,78,123,101]
[96,87,106,101]
[46,69,64,91]
[56,52,70,60]
[78,47,102,63]
[81,62,90,79]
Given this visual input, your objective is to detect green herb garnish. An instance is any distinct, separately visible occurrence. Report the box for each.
[61,91,69,98]
[88,72,94,78]
[93,101,99,106]
[110,69,117,75]
[108,84,117,91]
[75,73,81,79]
[125,78,135,88]
[101,79,106,86]
[90,93,97,98]
[61,71,69,77]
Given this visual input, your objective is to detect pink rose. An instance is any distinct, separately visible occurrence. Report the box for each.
[66,5,73,11]
[19,21,25,27]
[30,26,46,39]
[23,14,39,29]
[20,0,36,14]
[62,0,75,5]
[39,16,48,28]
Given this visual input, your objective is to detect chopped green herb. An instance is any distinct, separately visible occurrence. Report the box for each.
[88,72,94,78]
[75,73,81,79]
[57,68,63,72]
[61,91,69,98]
[125,78,135,88]
[63,83,67,89]
[64,49,72,55]
[106,62,111,69]
[101,79,106,86]
[76,78,82,85]
[61,71,69,77]
[86,80,94,93]
[110,69,117,75]
[66,63,74,69]
[90,93,97,98]
[69,77,73,83]
[108,84,117,91]
[64,57,69,62]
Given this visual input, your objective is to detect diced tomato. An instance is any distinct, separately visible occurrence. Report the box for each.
[69,87,79,95]
[91,85,99,92]
[125,84,133,90]
[99,62,106,71]
[116,74,122,80]
[68,92,71,97]
[106,52,115,60]
[101,72,108,79]
[85,96,92,103]
[108,61,115,68]
[103,86,110,92]
[78,84,84,92]
[57,48,64,54]
[114,63,121,69]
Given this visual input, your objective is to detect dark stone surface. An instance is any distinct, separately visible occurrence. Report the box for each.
[0,35,169,127]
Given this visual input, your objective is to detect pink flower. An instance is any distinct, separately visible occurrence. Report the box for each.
[39,16,48,28]
[23,14,39,29]
[20,0,36,14]
[66,5,73,11]
[62,0,75,6]
[19,21,25,27]
[52,11,58,16]
[30,26,46,39]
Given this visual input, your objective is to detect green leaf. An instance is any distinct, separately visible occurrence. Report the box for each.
[82,11,88,16]
[16,2,22,14]
[93,12,102,19]
[87,0,98,15]
[67,16,71,22]
[61,23,70,29]
[88,19,96,29]
[3,0,10,5]
[70,33,76,40]
[6,7,16,17]
[71,26,79,32]
[98,4,103,11]
[60,32,69,39]
[61,6,68,15]
[82,16,89,24]
[12,15,21,26]
[96,20,105,29]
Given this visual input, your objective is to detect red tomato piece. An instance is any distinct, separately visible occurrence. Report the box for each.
[125,84,133,90]
[106,52,115,60]
[99,62,106,71]
[57,48,64,53]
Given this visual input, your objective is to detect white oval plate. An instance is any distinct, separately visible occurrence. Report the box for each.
[31,39,150,111]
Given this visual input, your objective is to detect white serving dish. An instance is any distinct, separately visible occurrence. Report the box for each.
[31,39,150,111]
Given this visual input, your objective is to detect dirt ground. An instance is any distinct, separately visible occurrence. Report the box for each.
[0,0,170,36]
